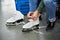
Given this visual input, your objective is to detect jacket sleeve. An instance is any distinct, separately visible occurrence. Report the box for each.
[37,0,45,12]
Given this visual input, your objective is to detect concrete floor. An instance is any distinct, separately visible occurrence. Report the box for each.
[0,0,60,40]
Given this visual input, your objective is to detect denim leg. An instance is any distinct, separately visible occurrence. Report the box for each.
[44,0,57,22]
[29,0,37,12]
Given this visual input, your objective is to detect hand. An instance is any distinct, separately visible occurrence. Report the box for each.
[27,12,33,19]
[32,10,39,20]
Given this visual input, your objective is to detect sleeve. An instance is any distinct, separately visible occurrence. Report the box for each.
[37,0,45,12]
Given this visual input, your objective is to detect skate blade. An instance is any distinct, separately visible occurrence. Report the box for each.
[22,24,39,32]
[22,28,33,32]
[16,22,25,25]
[6,22,25,26]
[6,23,16,26]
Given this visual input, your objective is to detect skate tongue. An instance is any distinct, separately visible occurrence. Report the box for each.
[28,19,34,22]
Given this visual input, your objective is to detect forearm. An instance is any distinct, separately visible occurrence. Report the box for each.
[37,0,45,12]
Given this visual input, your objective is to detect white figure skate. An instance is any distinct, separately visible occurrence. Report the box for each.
[6,0,24,25]
[6,11,24,25]
[22,17,40,32]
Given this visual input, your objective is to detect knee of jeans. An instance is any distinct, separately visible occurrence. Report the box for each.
[44,0,52,5]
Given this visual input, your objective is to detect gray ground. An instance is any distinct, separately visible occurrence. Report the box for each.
[0,0,60,40]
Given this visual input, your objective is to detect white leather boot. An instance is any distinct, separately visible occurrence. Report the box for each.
[5,0,25,25]
[22,17,40,32]
[6,11,24,25]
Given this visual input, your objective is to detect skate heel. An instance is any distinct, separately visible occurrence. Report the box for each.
[33,24,39,30]
[22,28,33,32]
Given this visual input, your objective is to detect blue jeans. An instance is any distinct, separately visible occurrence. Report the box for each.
[29,0,37,12]
[44,0,57,22]
[29,0,57,22]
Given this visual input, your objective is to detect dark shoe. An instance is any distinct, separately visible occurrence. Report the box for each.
[46,21,55,31]
[39,16,42,21]
[50,21,55,29]
[46,21,51,31]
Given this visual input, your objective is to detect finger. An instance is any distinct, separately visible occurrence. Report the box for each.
[32,17,37,20]
[34,18,37,20]
[28,16,33,19]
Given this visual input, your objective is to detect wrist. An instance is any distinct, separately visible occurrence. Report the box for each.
[34,10,40,15]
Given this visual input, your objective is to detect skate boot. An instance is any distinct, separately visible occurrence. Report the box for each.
[22,17,39,32]
[6,11,24,25]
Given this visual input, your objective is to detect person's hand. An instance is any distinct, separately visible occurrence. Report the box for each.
[27,12,33,19]
[32,10,39,20]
